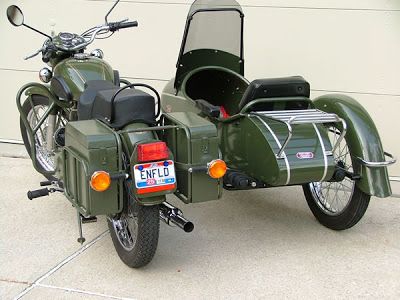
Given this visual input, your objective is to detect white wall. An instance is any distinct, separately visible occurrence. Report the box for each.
[1,0,399,177]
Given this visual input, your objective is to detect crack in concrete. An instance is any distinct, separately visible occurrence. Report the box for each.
[37,283,136,300]
[13,230,109,300]
[0,278,30,285]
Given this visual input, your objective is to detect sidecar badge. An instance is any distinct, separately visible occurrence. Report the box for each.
[296,152,314,159]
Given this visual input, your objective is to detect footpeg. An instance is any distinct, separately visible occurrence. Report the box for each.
[27,184,64,200]
[223,171,266,190]
[27,188,49,200]
[40,180,52,186]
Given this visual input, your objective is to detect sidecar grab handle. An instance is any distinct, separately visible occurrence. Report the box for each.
[356,152,397,168]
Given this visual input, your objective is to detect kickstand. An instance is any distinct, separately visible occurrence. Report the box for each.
[76,210,86,244]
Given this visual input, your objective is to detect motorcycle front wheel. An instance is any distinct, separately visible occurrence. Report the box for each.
[20,95,67,179]
[108,197,160,268]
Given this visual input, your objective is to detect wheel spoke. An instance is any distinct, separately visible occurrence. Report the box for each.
[26,103,67,172]
[309,125,355,215]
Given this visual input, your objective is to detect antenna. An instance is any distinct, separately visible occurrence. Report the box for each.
[105,0,120,24]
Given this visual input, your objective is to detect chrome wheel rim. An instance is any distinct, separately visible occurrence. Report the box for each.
[308,126,355,216]
[27,105,55,171]
[110,206,139,251]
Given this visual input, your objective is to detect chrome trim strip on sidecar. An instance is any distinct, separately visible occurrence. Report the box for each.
[313,124,328,182]
[254,115,291,185]
[254,110,346,159]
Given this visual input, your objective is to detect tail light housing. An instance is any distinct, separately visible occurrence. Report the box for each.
[137,142,169,162]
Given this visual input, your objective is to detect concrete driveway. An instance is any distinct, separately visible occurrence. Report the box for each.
[1,152,400,299]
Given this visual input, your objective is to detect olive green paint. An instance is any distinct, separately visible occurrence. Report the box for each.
[52,57,114,100]
[123,123,172,204]
[62,120,121,216]
[220,114,335,186]
[313,94,392,198]
[175,49,244,89]
[162,112,221,203]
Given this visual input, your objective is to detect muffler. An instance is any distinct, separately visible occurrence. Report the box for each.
[159,202,194,233]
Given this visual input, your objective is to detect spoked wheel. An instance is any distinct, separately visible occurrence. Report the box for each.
[108,195,160,268]
[303,125,370,230]
[20,95,67,179]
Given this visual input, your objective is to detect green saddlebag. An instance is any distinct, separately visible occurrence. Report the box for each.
[59,119,122,216]
[163,112,222,203]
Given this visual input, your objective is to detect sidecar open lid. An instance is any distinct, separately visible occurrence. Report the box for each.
[174,0,244,89]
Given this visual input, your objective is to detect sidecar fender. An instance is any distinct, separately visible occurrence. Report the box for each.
[313,94,392,198]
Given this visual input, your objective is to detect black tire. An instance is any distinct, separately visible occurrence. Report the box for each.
[303,184,370,230]
[20,95,64,180]
[303,125,370,230]
[108,199,160,268]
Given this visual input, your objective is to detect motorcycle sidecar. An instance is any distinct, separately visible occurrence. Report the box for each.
[160,0,396,230]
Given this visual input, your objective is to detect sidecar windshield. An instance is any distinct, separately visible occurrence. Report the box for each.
[184,0,242,56]
[175,0,244,89]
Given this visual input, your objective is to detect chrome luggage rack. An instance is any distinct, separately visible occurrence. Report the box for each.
[250,109,347,159]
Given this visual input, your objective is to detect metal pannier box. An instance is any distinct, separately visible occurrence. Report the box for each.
[60,119,122,216]
[163,112,222,203]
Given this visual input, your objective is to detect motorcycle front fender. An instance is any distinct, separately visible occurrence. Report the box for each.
[313,94,393,198]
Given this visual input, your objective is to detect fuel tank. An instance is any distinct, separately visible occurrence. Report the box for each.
[52,57,114,100]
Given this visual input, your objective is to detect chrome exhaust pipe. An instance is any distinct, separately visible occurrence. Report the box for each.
[160,202,194,233]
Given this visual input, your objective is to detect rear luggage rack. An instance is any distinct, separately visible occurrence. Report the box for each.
[250,109,347,158]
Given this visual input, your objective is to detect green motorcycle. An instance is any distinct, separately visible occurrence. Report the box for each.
[7,1,200,268]
[7,0,397,269]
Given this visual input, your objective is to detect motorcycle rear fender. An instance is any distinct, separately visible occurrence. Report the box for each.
[313,94,392,198]
[120,123,170,205]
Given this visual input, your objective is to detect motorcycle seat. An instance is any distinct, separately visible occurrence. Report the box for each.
[78,80,156,128]
[238,76,311,112]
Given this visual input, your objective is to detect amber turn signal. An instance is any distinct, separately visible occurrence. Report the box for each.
[90,171,111,192]
[208,159,227,179]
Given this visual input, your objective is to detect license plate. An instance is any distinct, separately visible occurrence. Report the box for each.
[133,160,176,194]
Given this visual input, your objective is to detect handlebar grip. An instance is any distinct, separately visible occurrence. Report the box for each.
[109,21,138,32]
[119,21,138,29]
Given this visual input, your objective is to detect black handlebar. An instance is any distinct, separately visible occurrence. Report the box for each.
[109,21,138,32]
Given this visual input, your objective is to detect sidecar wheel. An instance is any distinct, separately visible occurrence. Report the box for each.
[303,125,370,230]
[108,201,160,268]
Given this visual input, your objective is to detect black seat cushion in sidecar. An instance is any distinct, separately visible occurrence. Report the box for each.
[238,76,310,111]
[78,80,156,128]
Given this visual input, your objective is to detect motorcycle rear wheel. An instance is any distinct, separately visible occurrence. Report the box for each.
[108,197,160,268]
[20,95,66,180]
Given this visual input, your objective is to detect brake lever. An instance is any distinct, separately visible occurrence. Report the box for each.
[24,47,44,60]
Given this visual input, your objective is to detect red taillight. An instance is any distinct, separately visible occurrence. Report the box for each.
[137,142,169,162]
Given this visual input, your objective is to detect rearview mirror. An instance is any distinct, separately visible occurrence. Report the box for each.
[7,5,24,27]
[105,0,120,24]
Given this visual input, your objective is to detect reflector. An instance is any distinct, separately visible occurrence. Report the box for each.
[90,171,111,192]
[208,159,227,179]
